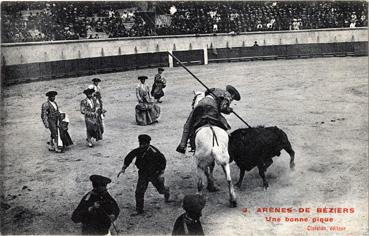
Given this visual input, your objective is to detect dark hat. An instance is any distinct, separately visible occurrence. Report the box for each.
[92,78,101,82]
[83,88,95,95]
[94,91,101,97]
[226,85,241,101]
[158,67,164,72]
[46,91,57,97]
[138,134,151,143]
[90,175,112,186]
[182,194,206,213]
[138,76,148,80]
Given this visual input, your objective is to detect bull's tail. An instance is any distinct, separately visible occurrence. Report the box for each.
[284,141,295,169]
[278,128,295,170]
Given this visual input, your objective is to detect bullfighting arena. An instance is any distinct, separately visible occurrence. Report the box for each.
[1,56,368,235]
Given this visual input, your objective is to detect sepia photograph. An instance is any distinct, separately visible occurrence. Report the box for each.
[1,1,368,235]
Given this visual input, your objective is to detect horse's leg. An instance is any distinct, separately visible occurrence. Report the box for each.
[196,164,207,194]
[206,161,219,192]
[235,168,246,188]
[257,162,269,190]
[221,164,237,208]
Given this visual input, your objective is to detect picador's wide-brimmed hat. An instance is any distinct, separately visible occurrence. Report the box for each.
[46,91,58,97]
[90,175,112,186]
[138,76,148,80]
[83,88,95,95]
[182,194,206,213]
[92,78,101,83]
[226,85,241,101]
[138,134,151,143]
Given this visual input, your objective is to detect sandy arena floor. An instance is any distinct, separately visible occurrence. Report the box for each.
[1,56,368,235]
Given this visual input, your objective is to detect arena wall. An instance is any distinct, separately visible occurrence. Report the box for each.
[1,28,367,85]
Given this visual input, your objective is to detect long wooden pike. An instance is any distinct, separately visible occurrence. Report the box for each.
[168,51,252,128]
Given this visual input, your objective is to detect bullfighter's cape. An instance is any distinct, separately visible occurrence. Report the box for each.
[80,97,102,140]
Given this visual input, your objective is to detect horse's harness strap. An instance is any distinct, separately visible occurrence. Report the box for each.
[194,125,219,147]
[210,126,219,147]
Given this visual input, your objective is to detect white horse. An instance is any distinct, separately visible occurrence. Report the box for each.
[194,125,237,207]
[191,91,205,109]
[191,91,237,207]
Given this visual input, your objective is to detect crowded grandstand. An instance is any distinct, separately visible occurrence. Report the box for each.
[2,1,368,43]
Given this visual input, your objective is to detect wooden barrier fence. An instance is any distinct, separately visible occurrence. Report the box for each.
[3,41,367,85]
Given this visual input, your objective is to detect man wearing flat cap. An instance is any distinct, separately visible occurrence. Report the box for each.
[81,88,103,147]
[176,85,241,154]
[172,194,206,235]
[151,68,167,103]
[72,175,120,235]
[117,134,170,216]
[41,91,62,152]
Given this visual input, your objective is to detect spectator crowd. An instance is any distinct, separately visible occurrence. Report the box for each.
[2,1,367,43]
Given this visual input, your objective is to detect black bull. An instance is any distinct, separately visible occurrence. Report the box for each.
[228,126,295,189]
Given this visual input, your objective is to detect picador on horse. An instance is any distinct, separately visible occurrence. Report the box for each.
[176,85,241,154]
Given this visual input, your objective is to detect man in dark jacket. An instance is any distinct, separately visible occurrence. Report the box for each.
[176,85,241,154]
[151,67,166,103]
[117,134,170,216]
[71,175,120,235]
[41,91,61,153]
[172,194,206,235]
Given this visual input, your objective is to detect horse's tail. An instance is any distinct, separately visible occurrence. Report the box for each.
[212,146,228,166]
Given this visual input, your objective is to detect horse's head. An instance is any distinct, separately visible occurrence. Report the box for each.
[191,91,205,109]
